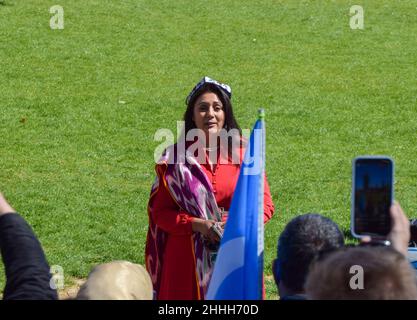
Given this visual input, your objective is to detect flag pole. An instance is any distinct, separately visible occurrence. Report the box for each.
[257,108,265,299]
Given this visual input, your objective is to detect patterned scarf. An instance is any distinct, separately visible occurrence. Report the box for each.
[145,143,222,299]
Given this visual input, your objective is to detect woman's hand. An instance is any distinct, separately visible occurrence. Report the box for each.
[192,218,224,243]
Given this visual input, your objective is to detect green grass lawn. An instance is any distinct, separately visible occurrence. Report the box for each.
[0,0,416,299]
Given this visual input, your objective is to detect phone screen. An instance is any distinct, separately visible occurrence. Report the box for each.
[353,158,393,237]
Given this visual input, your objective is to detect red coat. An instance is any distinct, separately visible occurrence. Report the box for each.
[151,155,275,300]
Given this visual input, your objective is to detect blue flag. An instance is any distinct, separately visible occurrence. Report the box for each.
[206,111,265,300]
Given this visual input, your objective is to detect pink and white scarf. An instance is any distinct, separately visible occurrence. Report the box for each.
[145,143,222,299]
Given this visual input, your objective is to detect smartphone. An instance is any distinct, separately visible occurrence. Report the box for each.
[351,156,394,238]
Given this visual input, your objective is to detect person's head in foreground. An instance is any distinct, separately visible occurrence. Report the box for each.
[273,213,344,300]
[76,261,153,300]
[305,245,417,300]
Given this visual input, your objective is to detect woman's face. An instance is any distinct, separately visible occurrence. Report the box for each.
[192,92,225,138]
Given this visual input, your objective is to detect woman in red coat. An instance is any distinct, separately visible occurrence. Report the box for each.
[145,77,275,300]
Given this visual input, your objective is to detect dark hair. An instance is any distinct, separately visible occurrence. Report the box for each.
[274,214,344,293]
[306,246,417,300]
[183,83,242,160]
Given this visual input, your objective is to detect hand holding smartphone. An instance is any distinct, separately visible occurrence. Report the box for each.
[351,156,394,239]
